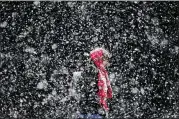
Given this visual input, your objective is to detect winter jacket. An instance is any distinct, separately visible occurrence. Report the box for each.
[76,64,107,119]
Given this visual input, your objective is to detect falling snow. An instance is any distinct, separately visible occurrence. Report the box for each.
[0,1,179,119]
[0,21,8,28]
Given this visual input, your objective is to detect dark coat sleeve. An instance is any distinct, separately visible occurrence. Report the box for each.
[77,65,101,114]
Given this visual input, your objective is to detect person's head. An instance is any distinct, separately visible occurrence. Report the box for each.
[90,48,110,68]
[102,55,110,67]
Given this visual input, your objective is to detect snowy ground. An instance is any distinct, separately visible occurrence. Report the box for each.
[0,1,179,119]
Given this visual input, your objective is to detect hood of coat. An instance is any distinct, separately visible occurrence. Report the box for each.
[90,48,110,69]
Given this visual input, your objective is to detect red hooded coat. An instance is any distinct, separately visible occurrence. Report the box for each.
[90,48,113,111]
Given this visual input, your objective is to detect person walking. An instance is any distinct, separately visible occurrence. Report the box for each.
[78,47,113,119]
[90,48,113,111]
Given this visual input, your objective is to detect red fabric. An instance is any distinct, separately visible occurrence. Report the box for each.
[90,49,113,111]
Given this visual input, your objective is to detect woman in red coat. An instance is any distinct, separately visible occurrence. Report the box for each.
[89,48,113,112]
[78,47,113,119]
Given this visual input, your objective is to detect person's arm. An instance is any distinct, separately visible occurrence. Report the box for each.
[97,70,107,98]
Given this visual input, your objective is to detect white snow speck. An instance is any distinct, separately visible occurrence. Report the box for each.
[37,82,44,89]
[12,12,17,18]
[134,48,140,52]
[114,34,120,39]
[109,73,115,83]
[19,32,28,38]
[73,71,82,78]
[59,96,69,103]
[67,2,75,8]
[0,21,8,28]
[83,52,89,56]
[20,99,23,103]
[25,47,37,54]
[140,88,145,95]
[131,87,138,94]
[145,31,159,45]
[37,80,48,89]
[13,111,18,118]
[151,17,159,26]
[52,90,57,95]
[42,98,47,105]
[92,37,98,42]
[160,39,168,46]
[73,71,82,82]
[96,28,101,32]
[52,44,58,50]
[60,66,68,74]
[151,58,156,62]
[12,22,15,26]
[174,46,179,54]
[34,1,40,5]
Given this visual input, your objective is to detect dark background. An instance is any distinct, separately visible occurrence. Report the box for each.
[0,1,179,119]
